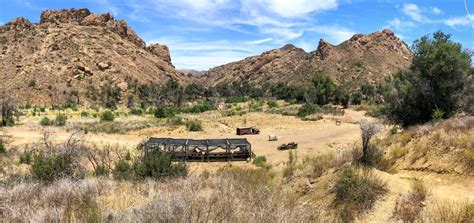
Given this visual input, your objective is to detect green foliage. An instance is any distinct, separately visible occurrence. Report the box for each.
[154,106,177,118]
[130,107,144,116]
[134,153,188,179]
[181,100,212,113]
[94,165,109,176]
[186,119,203,131]
[252,156,267,167]
[80,111,90,117]
[225,96,248,104]
[54,114,68,126]
[297,103,320,117]
[31,152,74,182]
[28,79,36,88]
[267,100,278,108]
[0,140,5,154]
[100,111,115,122]
[184,82,205,100]
[351,91,363,105]
[333,166,387,222]
[306,73,337,105]
[40,117,53,126]
[167,116,184,126]
[113,159,132,180]
[384,31,471,127]
[431,108,445,122]
[19,150,33,164]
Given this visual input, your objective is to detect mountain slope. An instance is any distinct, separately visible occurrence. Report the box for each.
[204,29,412,87]
[0,8,184,105]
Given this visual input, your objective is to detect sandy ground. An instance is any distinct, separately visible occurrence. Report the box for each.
[4,109,368,170]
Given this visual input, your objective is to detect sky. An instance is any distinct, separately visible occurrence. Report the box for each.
[0,0,473,70]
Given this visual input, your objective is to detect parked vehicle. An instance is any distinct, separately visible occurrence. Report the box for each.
[236,127,260,135]
[277,142,298,150]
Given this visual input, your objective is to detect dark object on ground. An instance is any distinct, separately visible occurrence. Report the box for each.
[236,127,260,135]
[277,142,298,150]
[141,137,254,162]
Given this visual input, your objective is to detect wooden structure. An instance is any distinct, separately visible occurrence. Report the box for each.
[236,127,260,135]
[142,137,254,162]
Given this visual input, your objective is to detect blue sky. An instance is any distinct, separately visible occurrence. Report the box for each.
[0,0,473,70]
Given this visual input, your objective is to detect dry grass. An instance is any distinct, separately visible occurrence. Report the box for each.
[302,149,354,178]
[0,167,325,222]
[424,201,474,223]
[392,179,429,222]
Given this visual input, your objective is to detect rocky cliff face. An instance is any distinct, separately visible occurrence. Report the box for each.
[0,8,182,105]
[204,29,412,88]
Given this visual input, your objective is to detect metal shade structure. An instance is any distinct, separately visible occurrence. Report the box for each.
[143,137,254,162]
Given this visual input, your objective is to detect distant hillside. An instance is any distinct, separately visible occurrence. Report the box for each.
[0,8,185,105]
[178,69,207,77]
[204,29,412,88]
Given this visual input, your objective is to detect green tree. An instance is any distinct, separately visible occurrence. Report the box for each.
[306,73,337,105]
[384,31,471,126]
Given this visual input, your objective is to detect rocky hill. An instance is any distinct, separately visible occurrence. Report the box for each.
[204,29,412,88]
[0,8,184,105]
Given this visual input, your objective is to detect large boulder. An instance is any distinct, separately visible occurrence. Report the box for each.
[147,43,173,67]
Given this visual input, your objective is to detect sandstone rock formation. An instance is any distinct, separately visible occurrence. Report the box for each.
[204,29,413,88]
[0,8,184,105]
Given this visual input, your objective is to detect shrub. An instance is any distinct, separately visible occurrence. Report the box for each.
[384,31,471,127]
[0,140,5,154]
[134,153,188,179]
[130,107,144,116]
[332,166,387,221]
[31,152,74,182]
[113,159,132,180]
[225,96,248,104]
[100,111,115,122]
[426,201,474,223]
[181,101,212,113]
[252,156,267,167]
[54,114,68,126]
[167,116,184,126]
[186,120,203,131]
[283,150,298,179]
[80,111,90,117]
[19,150,33,164]
[393,179,428,222]
[39,117,53,126]
[297,104,319,117]
[267,100,278,108]
[389,146,409,159]
[154,106,177,118]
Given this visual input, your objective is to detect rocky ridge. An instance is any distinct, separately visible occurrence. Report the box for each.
[204,29,413,88]
[0,8,182,104]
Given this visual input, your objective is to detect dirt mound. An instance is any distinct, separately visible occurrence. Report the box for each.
[204,29,412,88]
[385,116,474,175]
[0,8,184,105]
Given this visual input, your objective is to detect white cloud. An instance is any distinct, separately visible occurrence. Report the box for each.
[444,15,474,28]
[402,3,429,23]
[431,7,442,15]
[387,18,415,30]
[261,0,338,18]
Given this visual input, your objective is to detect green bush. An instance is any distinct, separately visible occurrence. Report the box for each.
[113,159,132,180]
[333,166,387,221]
[94,165,109,176]
[19,150,33,164]
[39,117,53,126]
[186,120,203,131]
[130,107,144,116]
[384,31,471,127]
[154,106,177,118]
[134,153,188,179]
[297,103,320,117]
[0,140,5,154]
[54,114,68,126]
[225,96,248,104]
[252,156,267,167]
[181,101,212,113]
[80,111,90,117]
[267,100,278,108]
[31,152,74,182]
[167,116,184,125]
[100,111,115,122]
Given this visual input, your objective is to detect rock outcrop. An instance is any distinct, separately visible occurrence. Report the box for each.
[0,8,183,105]
[204,29,413,88]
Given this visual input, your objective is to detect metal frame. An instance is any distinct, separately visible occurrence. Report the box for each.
[143,137,253,162]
